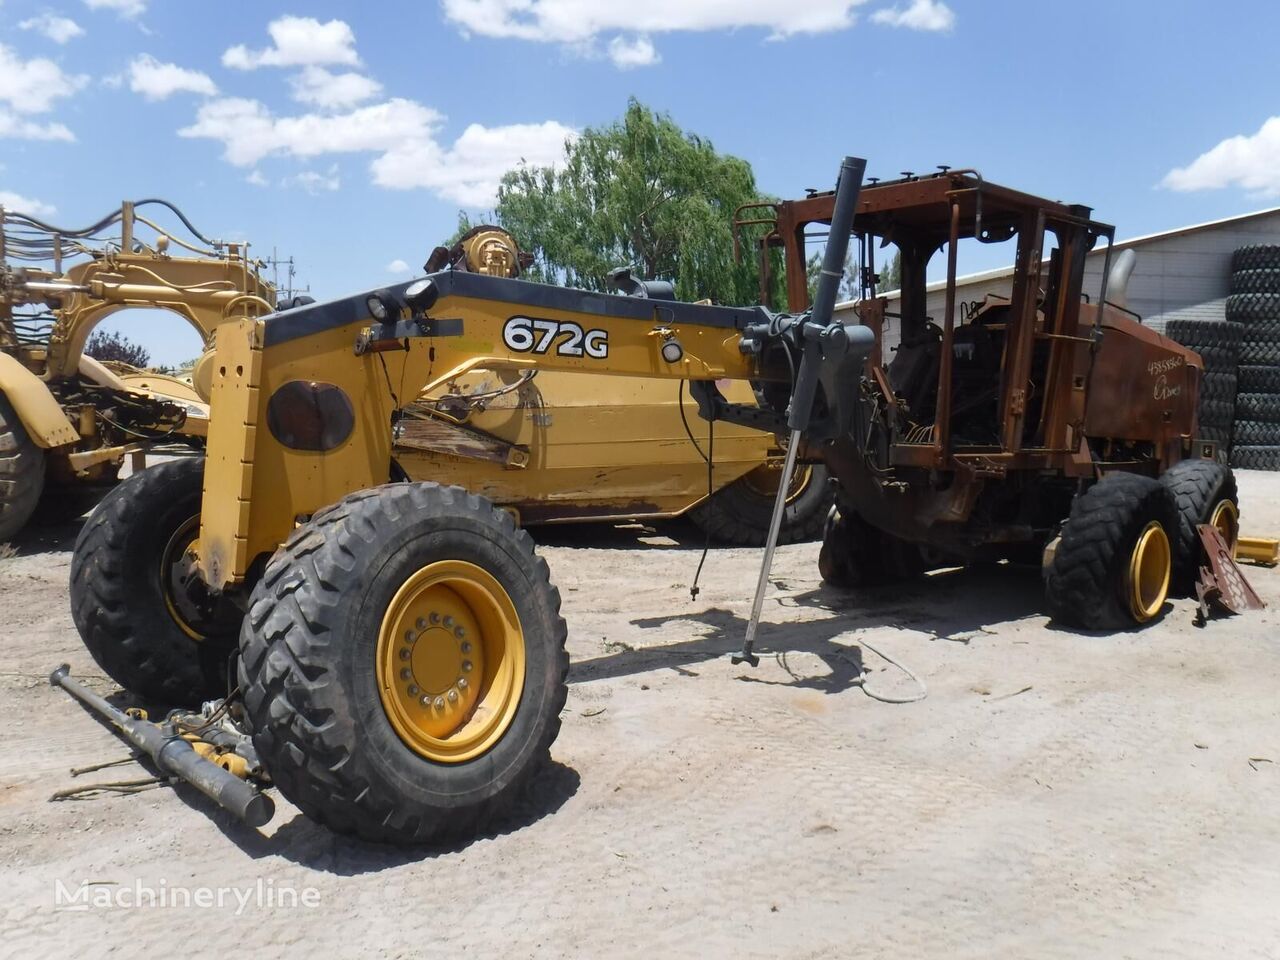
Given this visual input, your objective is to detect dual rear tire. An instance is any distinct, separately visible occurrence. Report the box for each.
[70,462,568,844]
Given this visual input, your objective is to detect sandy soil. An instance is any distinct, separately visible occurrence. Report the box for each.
[2,471,1279,959]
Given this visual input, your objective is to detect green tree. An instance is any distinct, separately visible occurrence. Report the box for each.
[877,249,902,293]
[85,330,150,368]
[490,99,780,306]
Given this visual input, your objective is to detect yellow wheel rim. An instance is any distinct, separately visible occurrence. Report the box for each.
[1209,499,1239,556]
[742,461,813,504]
[1126,521,1171,623]
[161,515,206,642]
[376,560,526,764]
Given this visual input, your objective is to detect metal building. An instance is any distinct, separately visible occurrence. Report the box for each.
[841,205,1280,348]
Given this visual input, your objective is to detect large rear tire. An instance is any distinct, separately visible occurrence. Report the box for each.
[238,482,568,844]
[1044,473,1176,630]
[687,462,834,546]
[69,458,241,703]
[1158,459,1238,594]
[0,392,46,543]
[818,505,926,588]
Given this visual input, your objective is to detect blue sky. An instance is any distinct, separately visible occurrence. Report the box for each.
[4,0,1280,364]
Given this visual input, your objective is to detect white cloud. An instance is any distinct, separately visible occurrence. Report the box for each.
[282,165,341,194]
[372,119,577,207]
[441,0,873,65]
[1163,117,1280,198]
[246,169,268,187]
[387,258,411,274]
[608,35,659,69]
[288,65,382,109]
[128,54,218,101]
[19,14,85,44]
[0,44,89,114]
[0,190,57,217]
[179,96,576,207]
[223,16,360,70]
[0,113,75,141]
[870,0,954,30]
[84,0,146,18]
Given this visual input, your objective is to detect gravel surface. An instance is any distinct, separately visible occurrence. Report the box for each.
[2,470,1279,958]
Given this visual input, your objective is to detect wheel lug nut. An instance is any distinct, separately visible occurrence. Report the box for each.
[434,696,445,710]
[462,660,473,673]
[443,615,455,629]
[447,690,458,703]
[454,626,466,639]
[404,629,415,643]
[408,684,419,696]
[399,648,410,660]
[416,617,426,630]
[458,677,468,690]
[420,695,431,706]
[461,642,472,654]
[400,669,411,680]
[429,612,440,624]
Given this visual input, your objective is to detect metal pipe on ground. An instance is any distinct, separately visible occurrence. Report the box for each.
[48,664,274,827]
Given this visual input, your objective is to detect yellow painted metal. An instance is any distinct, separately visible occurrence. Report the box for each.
[0,351,79,447]
[1238,536,1279,566]
[394,372,770,523]
[1127,520,1171,622]
[160,515,205,642]
[376,560,525,763]
[198,287,769,589]
[1209,499,1239,555]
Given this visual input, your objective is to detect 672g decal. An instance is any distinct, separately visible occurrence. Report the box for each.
[503,315,608,359]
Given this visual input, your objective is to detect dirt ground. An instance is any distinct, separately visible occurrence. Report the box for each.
[2,471,1279,959]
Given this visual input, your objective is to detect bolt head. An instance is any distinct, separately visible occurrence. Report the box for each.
[434,696,445,710]
[400,669,411,680]
[447,690,458,703]
[415,617,427,630]
[408,684,419,696]
[461,642,472,654]
[420,695,431,706]
[461,660,473,673]
[399,648,410,661]
[404,629,415,643]
[454,626,466,640]
[443,615,455,629]
[458,677,468,690]
[430,612,440,624]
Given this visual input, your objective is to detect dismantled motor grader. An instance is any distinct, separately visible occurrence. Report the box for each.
[395,226,831,544]
[65,158,1238,843]
[0,200,276,540]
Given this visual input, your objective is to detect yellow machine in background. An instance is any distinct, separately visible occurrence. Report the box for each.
[0,199,275,540]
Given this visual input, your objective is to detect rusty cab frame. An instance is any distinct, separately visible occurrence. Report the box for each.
[733,169,1203,553]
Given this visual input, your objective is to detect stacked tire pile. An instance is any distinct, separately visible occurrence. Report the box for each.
[1227,244,1280,470]
[1165,317,1241,451]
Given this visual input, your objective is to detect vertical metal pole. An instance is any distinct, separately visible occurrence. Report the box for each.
[934,200,961,456]
[733,431,803,666]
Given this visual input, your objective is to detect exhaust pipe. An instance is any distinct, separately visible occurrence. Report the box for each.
[1107,249,1137,308]
[49,664,274,827]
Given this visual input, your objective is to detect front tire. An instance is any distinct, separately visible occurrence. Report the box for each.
[1044,473,1176,630]
[69,458,240,703]
[0,392,45,543]
[238,482,568,844]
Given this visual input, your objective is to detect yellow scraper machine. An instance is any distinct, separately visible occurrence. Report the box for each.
[54,157,1267,842]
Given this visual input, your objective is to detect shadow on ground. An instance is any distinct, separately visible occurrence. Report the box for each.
[569,563,1048,691]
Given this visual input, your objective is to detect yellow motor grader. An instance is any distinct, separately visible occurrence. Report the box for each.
[61,157,1237,842]
[1,201,825,546]
[0,199,276,540]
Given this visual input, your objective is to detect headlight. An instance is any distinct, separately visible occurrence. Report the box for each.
[366,289,397,321]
